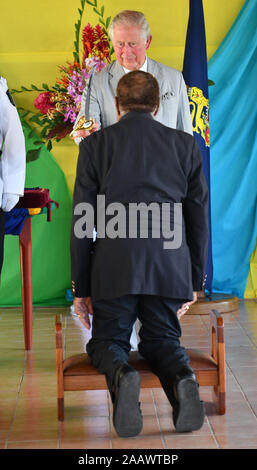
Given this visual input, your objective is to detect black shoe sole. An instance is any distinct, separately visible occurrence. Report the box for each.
[113,369,142,438]
[175,378,205,433]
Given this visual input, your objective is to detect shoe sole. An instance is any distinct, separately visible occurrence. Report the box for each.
[175,378,205,433]
[113,369,142,438]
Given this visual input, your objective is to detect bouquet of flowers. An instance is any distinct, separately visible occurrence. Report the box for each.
[12,0,113,154]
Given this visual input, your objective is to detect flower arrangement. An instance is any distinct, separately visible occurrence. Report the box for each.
[12,0,113,155]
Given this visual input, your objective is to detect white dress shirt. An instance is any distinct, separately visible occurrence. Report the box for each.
[0,77,26,211]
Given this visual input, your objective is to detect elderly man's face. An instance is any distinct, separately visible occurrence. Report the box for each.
[112,24,152,70]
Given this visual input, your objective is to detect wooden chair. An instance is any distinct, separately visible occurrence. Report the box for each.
[55,309,226,421]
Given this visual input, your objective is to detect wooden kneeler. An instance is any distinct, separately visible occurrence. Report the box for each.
[55,309,226,421]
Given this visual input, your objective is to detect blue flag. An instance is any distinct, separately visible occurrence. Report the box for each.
[182,0,213,292]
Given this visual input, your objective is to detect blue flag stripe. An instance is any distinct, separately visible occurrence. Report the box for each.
[182,0,213,292]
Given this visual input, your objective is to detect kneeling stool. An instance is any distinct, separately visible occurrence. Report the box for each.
[55,309,226,421]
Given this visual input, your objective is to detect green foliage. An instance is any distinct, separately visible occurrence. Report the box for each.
[9,0,114,160]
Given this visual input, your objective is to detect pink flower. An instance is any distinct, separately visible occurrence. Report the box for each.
[34,92,54,115]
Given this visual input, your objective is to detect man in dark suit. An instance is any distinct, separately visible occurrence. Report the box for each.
[70,71,209,438]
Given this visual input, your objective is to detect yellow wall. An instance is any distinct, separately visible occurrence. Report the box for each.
[1,0,245,193]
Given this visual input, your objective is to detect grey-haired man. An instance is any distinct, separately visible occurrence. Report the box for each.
[73,10,192,141]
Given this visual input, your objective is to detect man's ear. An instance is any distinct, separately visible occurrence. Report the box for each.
[146,35,152,50]
[153,97,160,116]
[115,96,121,121]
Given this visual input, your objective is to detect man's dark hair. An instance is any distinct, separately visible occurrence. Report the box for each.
[116,71,160,113]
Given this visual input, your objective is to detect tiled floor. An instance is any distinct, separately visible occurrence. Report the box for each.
[0,300,257,449]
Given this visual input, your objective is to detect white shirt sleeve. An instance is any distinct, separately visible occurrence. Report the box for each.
[0,77,26,203]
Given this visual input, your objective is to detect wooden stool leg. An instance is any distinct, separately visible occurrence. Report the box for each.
[210,309,226,415]
[19,217,33,350]
[56,315,64,421]
[215,332,226,415]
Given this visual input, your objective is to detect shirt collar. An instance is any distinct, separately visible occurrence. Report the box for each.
[122,56,148,74]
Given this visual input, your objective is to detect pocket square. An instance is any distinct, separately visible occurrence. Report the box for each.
[161,91,175,100]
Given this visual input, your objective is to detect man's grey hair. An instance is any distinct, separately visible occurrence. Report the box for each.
[109,10,151,42]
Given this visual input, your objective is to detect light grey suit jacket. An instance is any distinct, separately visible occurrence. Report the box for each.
[74,58,193,141]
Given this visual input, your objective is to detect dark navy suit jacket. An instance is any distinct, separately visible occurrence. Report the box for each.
[70,111,208,302]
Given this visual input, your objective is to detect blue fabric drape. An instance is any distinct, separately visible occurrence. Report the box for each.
[183,0,213,292]
[208,0,257,297]
[4,208,28,235]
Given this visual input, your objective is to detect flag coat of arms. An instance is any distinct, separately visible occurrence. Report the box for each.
[183,0,213,292]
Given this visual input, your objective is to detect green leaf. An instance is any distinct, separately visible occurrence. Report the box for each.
[101,6,104,16]
[93,7,101,16]
[29,115,42,125]
[52,85,67,92]
[42,83,50,91]
[28,129,37,139]
[208,79,215,86]
[19,110,30,118]
[105,16,111,28]
[33,140,43,146]
[47,140,53,151]
[26,148,42,163]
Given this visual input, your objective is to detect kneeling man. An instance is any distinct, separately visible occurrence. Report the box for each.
[70,71,209,437]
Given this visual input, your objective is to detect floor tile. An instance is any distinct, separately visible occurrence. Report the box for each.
[60,438,111,449]
[7,440,58,449]
[59,416,110,440]
[164,433,218,449]
[1,301,257,449]
[216,433,257,449]
[112,434,165,449]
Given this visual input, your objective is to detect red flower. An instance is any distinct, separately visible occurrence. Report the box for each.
[34,92,54,115]
[82,24,95,60]
[82,23,111,62]
[46,122,73,140]
[94,24,110,60]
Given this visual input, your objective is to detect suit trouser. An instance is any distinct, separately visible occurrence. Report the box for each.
[0,210,5,275]
[86,294,190,400]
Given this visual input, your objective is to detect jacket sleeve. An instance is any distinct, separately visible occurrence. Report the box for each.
[183,138,209,290]
[176,73,193,135]
[70,139,99,297]
[0,78,26,201]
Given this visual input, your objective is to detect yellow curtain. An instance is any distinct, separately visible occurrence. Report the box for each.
[245,243,257,298]
[3,0,256,298]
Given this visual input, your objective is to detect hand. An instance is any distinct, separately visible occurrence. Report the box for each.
[73,296,94,330]
[1,193,19,212]
[71,121,100,140]
[177,292,197,320]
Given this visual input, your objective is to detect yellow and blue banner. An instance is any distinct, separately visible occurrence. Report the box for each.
[208,0,257,298]
[182,0,213,292]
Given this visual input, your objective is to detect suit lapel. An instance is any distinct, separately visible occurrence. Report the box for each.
[147,58,162,81]
[147,58,175,96]
[108,61,125,95]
